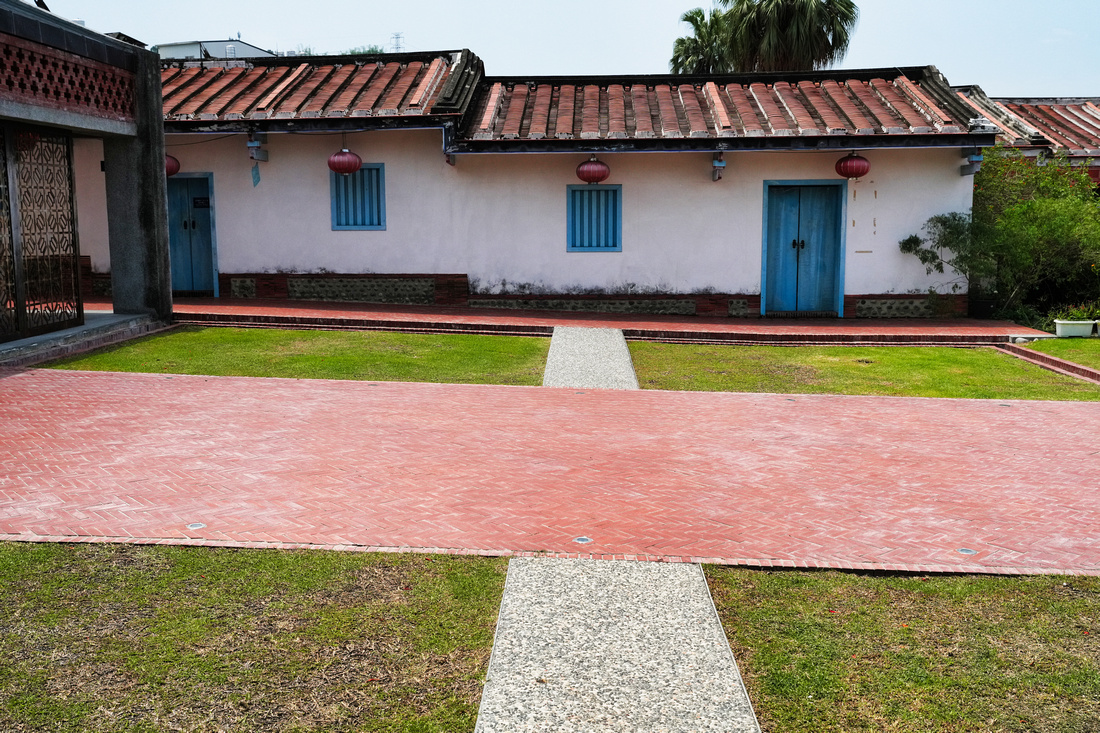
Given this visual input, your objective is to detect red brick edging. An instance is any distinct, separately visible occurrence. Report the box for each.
[996,343,1100,384]
[0,534,1090,577]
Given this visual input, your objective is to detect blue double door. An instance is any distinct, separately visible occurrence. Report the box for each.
[167,177,214,295]
[765,185,842,315]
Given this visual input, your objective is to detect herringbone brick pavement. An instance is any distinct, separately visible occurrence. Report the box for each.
[2,368,1097,575]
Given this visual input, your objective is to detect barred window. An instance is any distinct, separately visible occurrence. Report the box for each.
[331,164,385,230]
[567,184,621,251]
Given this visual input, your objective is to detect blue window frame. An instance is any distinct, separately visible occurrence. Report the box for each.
[331,164,386,230]
[567,184,621,251]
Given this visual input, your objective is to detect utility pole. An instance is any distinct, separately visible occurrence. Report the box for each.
[390,32,404,53]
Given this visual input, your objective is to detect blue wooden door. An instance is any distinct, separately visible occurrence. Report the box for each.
[765,185,841,314]
[167,178,213,294]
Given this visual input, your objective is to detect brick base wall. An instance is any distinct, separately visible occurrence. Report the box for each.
[79,255,112,297]
[217,273,470,306]
[844,293,968,319]
[83,262,970,318]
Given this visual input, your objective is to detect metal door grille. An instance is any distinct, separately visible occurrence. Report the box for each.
[0,124,83,344]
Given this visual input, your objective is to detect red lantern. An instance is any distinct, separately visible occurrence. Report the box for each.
[328,148,362,175]
[576,155,610,184]
[835,152,870,179]
[165,154,181,177]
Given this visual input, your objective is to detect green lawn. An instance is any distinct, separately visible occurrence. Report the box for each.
[707,568,1100,733]
[45,326,550,385]
[629,342,1100,400]
[1026,337,1100,371]
[0,543,506,733]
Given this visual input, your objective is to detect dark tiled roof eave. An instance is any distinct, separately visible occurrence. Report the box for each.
[163,113,466,135]
[452,132,999,154]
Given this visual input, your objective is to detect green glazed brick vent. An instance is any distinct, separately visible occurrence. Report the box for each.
[230,278,257,298]
[856,298,934,318]
[287,278,435,304]
[468,298,697,315]
[727,299,750,317]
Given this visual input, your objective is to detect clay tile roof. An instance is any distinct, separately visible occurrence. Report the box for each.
[161,49,483,130]
[1003,102,1100,154]
[455,66,989,151]
[955,86,1100,156]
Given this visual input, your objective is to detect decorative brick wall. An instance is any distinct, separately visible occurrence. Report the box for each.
[0,33,136,122]
[845,294,967,318]
[218,273,469,306]
[211,275,777,317]
[468,297,697,316]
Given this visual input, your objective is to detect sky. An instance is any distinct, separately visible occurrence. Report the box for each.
[37,0,1100,97]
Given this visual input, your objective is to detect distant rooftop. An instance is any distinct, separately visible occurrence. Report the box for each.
[156,39,274,60]
[957,85,1100,156]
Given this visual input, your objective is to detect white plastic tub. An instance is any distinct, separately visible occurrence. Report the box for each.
[1054,319,1096,338]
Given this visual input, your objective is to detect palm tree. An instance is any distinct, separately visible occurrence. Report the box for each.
[670,7,734,74]
[720,0,859,72]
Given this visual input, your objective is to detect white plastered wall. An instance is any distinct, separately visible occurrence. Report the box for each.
[73,137,110,272]
[76,128,974,295]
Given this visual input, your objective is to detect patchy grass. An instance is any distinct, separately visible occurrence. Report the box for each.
[628,343,1100,400]
[44,326,550,386]
[0,543,506,733]
[1026,338,1100,371]
[706,567,1100,733]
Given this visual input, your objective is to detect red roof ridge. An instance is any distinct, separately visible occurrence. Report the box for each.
[407,57,447,112]
[580,84,601,139]
[352,61,401,117]
[654,85,682,138]
[702,82,735,137]
[607,84,628,139]
[474,81,504,139]
[677,85,710,138]
[555,85,576,139]
[253,63,311,115]
[165,66,227,118]
[500,84,528,139]
[631,85,655,138]
[299,64,356,117]
[844,79,900,133]
[772,81,820,135]
[796,81,848,134]
[869,78,932,132]
[893,76,959,132]
[748,83,793,135]
[528,84,552,140]
[324,63,380,118]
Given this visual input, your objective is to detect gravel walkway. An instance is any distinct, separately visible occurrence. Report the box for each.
[542,326,639,389]
[475,558,760,732]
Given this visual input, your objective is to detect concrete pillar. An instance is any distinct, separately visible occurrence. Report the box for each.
[103,50,171,318]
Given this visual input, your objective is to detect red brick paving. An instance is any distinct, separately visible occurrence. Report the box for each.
[2,368,1097,575]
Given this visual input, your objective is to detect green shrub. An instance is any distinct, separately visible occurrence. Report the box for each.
[994,302,1052,331]
[900,146,1100,312]
[1050,300,1100,322]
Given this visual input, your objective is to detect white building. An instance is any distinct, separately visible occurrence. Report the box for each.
[75,50,999,318]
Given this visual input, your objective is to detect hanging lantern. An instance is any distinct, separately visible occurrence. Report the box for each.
[328,148,362,175]
[576,155,610,184]
[165,154,181,177]
[835,152,870,179]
